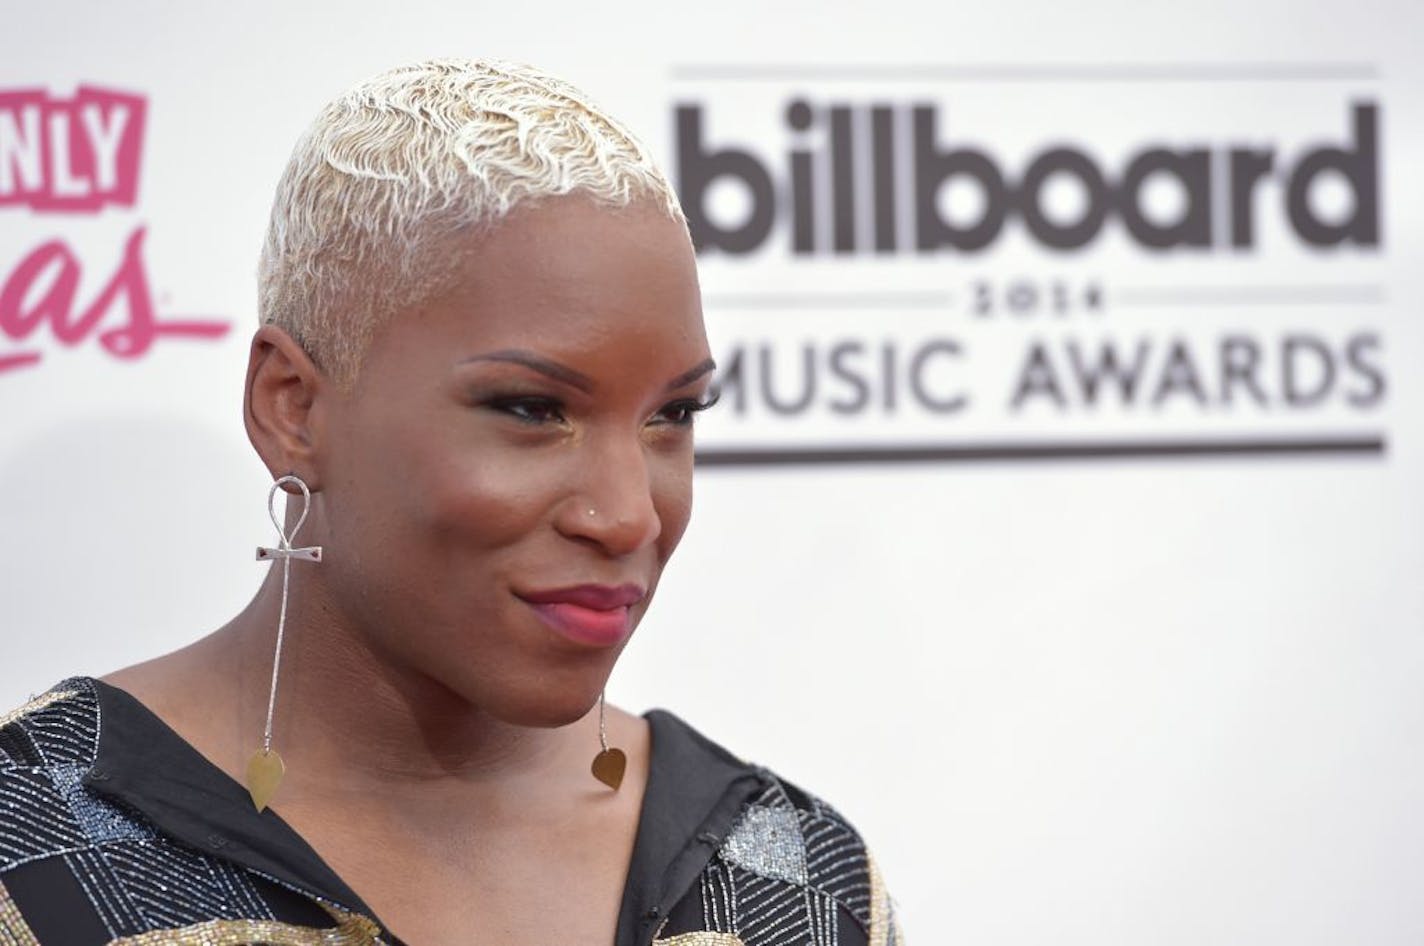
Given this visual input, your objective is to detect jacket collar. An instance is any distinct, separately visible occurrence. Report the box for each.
[82,679,378,922]
[618,710,765,946]
[78,678,764,946]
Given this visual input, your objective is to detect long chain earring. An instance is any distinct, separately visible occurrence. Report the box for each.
[247,474,323,812]
[590,691,626,790]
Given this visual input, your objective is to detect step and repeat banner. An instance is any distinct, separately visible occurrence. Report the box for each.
[2,2,1421,943]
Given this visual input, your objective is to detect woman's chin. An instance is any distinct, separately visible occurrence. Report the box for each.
[436,669,607,729]
[496,691,604,729]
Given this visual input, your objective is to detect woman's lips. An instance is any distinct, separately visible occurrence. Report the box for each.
[517,584,644,647]
[526,601,631,646]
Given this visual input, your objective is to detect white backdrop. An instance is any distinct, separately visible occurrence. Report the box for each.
[3,2,1423,943]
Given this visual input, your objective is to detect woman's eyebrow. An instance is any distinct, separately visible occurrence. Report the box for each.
[458,350,593,392]
[666,358,716,392]
[456,351,717,393]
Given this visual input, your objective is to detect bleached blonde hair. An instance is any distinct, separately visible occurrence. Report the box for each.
[257,58,685,388]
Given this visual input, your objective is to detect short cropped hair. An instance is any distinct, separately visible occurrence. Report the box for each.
[257,58,685,389]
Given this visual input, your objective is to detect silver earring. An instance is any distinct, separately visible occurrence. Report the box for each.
[590,690,626,790]
[247,474,322,812]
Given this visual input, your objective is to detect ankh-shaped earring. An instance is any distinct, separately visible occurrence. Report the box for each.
[247,474,322,812]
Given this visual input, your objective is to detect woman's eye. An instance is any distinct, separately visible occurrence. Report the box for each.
[489,397,565,425]
[659,402,695,425]
[654,392,721,427]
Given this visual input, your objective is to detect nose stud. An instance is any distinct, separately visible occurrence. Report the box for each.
[587,508,597,517]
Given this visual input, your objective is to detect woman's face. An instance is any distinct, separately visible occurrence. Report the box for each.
[315,196,711,726]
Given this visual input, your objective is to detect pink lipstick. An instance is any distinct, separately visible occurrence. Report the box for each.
[517,584,644,647]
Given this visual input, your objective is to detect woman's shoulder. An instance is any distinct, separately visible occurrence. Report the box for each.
[0,678,385,941]
[0,677,101,768]
[642,708,905,945]
[0,677,149,866]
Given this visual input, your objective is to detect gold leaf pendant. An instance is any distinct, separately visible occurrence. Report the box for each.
[591,747,626,790]
[246,748,286,812]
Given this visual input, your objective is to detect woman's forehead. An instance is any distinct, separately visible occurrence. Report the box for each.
[357,197,707,381]
[446,201,696,321]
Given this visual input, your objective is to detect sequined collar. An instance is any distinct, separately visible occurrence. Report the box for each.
[79,678,765,946]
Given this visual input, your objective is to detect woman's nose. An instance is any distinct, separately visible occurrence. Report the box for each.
[556,436,662,556]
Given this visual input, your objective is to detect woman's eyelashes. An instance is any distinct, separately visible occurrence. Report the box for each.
[486,395,566,425]
[653,390,721,426]
[481,390,721,428]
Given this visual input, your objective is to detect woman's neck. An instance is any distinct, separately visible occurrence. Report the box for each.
[106,566,614,810]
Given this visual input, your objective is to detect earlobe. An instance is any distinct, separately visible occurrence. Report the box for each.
[244,324,326,489]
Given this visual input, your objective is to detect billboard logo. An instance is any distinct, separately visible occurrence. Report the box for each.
[677,101,1379,255]
[0,86,229,373]
[669,75,1389,465]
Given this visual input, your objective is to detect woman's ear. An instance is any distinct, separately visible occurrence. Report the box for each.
[243,324,328,490]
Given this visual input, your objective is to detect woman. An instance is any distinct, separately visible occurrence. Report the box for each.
[0,59,901,945]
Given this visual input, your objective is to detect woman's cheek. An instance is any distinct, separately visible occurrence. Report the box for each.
[651,459,695,563]
[423,447,568,547]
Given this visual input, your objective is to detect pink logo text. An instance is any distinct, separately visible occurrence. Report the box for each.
[1,84,230,372]
[0,226,230,373]
[0,86,145,212]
